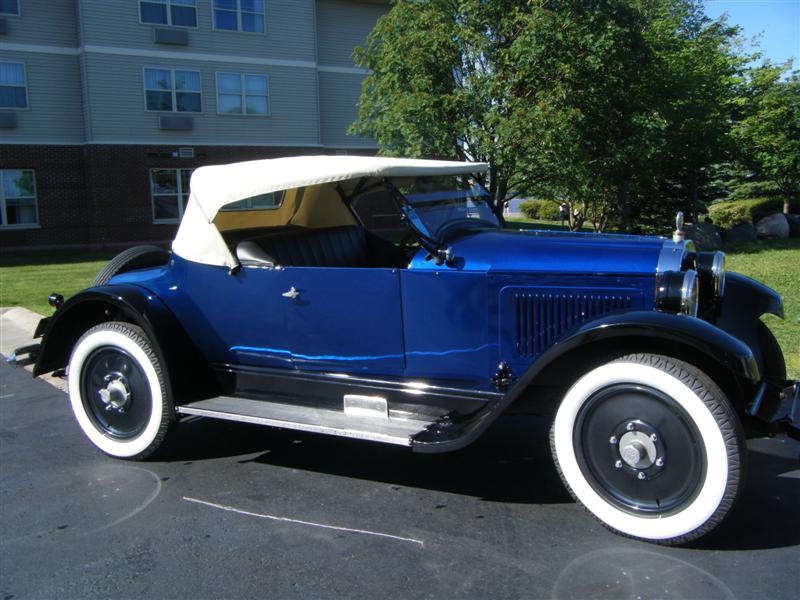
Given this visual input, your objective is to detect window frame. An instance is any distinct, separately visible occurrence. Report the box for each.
[150,167,192,224]
[0,0,20,17]
[220,191,283,212]
[0,169,39,229]
[212,0,266,35]
[0,61,29,111]
[215,71,271,116]
[142,67,203,114]
[138,0,199,29]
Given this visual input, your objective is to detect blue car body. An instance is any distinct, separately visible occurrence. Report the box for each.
[27,156,796,457]
[22,156,799,545]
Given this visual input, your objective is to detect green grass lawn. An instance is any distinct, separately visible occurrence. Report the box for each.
[0,248,119,316]
[1,234,797,377]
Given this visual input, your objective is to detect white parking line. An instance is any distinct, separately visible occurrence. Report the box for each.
[183,496,425,548]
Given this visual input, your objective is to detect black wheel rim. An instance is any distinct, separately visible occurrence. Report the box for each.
[574,384,706,516]
[80,346,152,440]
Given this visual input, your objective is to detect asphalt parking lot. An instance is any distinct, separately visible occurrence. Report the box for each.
[1,361,798,599]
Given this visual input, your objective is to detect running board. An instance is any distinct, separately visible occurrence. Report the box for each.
[176,396,437,446]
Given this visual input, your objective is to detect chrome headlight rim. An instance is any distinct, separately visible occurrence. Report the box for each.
[656,269,700,317]
[711,251,726,296]
[679,269,700,317]
[696,250,726,298]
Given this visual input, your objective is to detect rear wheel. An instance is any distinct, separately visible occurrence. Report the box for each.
[68,322,172,460]
[550,353,745,545]
[92,245,170,286]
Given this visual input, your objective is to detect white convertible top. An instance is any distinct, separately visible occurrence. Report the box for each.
[173,155,489,268]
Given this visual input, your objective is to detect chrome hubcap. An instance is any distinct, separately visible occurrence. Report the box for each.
[98,372,131,413]
[609,420,665,476]
[618,431,658,469]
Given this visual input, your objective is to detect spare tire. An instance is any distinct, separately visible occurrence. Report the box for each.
[92,245,171,286]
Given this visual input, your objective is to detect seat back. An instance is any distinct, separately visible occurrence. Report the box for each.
[238,225,370,268]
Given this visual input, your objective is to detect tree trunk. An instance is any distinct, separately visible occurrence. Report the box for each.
[616,182,630,233]
[689,171,700,223]
[495,178,508,223]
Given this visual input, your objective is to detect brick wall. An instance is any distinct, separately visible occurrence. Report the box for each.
[0,145,90,246]
[1,144,374,248]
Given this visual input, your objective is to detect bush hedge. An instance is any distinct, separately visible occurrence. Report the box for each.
[519,199,560,220]
[707,197,784,229]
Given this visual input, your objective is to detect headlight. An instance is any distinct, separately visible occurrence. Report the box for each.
[696,251,726,297]
[656,270,700,317]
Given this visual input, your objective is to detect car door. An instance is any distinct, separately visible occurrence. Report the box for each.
[172,258,293,369]
[281,266,405,375]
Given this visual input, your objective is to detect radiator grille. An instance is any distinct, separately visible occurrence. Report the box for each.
[514,292,633,357]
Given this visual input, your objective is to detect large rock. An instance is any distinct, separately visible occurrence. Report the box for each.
[726,222,757,243]
[755,213,789,239]
[785,213,800,238]
[684,221,722,250]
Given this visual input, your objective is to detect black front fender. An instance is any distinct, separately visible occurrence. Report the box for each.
[721,272,784,319]
[716,272,785,376]
[413,310,759,453]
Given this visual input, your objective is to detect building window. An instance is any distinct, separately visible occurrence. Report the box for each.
[0,62,28,109]
[150,168,191,223]
[0,0,20,16]
[213,0,264,33]
[144,68,201,112]
[140,0,197,28]
[1,170,38,228]
[222,191,283,211]
[216,73,269,115]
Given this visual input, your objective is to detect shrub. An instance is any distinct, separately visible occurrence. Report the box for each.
[520,199,560,221]
[707,198,784,229]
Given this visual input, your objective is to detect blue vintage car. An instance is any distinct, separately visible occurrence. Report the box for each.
[20,156,798,545]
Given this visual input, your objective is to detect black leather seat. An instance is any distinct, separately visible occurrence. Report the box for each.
[236,226,371,268]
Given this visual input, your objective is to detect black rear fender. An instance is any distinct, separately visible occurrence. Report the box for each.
[34,285,215,403]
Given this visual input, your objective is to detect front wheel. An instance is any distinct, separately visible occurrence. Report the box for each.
[550,353,745,545]
[68,322,173,460]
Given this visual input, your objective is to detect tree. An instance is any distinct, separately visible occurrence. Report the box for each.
[629,0,748,228]
[351,0,656,227]
[352,0,751,232]
[733,64,800,214]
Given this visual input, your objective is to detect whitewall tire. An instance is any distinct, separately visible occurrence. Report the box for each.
[68,322,172,460]
[550,353,744,545]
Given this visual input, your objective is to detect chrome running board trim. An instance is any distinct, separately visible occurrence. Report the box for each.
[177,396,435,446]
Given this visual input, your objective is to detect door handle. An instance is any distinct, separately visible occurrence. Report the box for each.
[282,286,300,299]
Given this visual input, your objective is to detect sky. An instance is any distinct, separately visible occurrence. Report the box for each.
[703,0,799,71]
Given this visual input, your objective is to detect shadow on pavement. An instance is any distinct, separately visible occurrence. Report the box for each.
[156,414,799,550]
[158,414,569,505]
[690,445,800,551]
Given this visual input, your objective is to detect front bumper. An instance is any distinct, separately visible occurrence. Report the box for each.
[748,380,800,440]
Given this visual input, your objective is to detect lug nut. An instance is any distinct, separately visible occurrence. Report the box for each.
[609,436,618,444]
[637,472,647,480]
[626,422,635,431]
[655,458,664,467]
[615,460,623,469]
[650,433,658,442]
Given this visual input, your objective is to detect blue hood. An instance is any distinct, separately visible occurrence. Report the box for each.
[409,228,666,275]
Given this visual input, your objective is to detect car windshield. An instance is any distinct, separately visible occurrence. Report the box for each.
[391,175,500,241]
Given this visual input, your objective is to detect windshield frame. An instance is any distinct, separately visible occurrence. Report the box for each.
[385,175,500,251]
